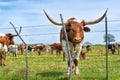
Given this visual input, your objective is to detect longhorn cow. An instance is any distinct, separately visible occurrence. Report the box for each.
[0,33,17,66]
[43,9,108,75]
[0,27,21,66]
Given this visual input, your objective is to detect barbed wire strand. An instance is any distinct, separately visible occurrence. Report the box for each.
[0,19,120,29]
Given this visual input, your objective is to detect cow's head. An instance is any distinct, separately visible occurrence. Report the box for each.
[5,33,17,45]
[5,27,22,45]
[43,9,108,43]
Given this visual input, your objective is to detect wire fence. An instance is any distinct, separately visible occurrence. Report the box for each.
[0,20,119,40]
[0,19,120,80]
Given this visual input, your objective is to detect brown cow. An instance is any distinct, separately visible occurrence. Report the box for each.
[50,43,63,55]
[0,33,17,66]
[43,9,107,75]
[50,43,66,61]
[86,45,92,52]
[33,45,45,55]
[80,51,86,60]
[19,43,25,55]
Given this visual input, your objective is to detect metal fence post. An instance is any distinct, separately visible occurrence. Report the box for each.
[105,16,108,80]
[10,22,29,80]
[60,14,72,80]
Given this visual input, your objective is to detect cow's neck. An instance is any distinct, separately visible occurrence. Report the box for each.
[71,40,84,60]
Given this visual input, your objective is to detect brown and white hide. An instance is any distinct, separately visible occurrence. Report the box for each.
[0,33,16,66]
[43,9,108,75]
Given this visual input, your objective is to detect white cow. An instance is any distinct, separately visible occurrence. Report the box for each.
[8,45,18,57]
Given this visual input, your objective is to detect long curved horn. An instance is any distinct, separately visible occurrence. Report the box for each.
[43,9,62,25]
[84,8,108,25]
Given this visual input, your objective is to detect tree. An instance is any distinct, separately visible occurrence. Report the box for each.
[104,33,115,43]
[84,41,92,46]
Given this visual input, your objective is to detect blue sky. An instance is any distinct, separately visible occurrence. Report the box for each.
[0,0,120,44]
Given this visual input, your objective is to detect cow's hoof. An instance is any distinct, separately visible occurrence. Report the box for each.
[67,72,70,75]
[67,67,71,75]
[74,71,79,75]
[3,64,6,66]
[74,68,79,75]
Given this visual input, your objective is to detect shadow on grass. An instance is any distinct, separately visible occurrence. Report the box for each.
[79,77,106,80]
[36,71,69,80]
[36,71,63,77]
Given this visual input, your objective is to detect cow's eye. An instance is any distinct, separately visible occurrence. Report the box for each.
[67,23,71,27]
[66,29,71,32]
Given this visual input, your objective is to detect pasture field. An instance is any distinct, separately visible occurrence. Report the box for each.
[0,45,120,80]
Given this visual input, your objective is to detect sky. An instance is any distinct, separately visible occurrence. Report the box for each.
[0,0,120,45]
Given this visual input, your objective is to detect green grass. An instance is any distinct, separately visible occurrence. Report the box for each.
[0,45,120,80]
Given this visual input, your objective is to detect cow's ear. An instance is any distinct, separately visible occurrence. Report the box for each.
[84,27,90,32]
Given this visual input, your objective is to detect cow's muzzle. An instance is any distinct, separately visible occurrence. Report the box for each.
[73,38,81,43]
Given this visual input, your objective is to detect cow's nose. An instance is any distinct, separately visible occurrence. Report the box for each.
[73,37,81,42]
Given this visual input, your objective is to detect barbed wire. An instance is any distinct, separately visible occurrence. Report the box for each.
[0,24,54,30]
[12,30,120,37]
[0,19,120,37]
[0,19,120,30]
[20,33,59,36]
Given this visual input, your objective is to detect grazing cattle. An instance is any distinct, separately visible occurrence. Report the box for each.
[8,45,18,57]
[28,46,33,52]
[108,42,120,54]
[33,45,45,55]
[44,44,52,54]
[19,43,25,55]
[50,43,66,61]
[0,33,17,66]
[86,45,92,52]
[50,43,63,55]
[18,43,33,55]
[108,43,117,54]
[44,9,107,75]
[80,51,86,60]
[113,42,120,54]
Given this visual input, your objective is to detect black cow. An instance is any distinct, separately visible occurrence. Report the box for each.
[108,43,117,54]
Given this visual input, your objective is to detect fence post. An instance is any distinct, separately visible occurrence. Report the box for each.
[105,16,108,80]
[60,14,72,80]
[9,22,29,80]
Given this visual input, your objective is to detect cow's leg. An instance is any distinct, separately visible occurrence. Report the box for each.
[21,50,23,55]
[118,49,119,54]
[21,48,24,55]
[67,60,74,75]
[73,41,83,75]
[67,60,70,75]
[0,54,2,66]
[58,50,61,56]
[15,52,17,57]
[3,51,6,66]
[73,59,79,75]
[12,52,14,56]
[38,51,41,55]
[56,50,58,56]
[61,40,75,75]
[63,52,66,61]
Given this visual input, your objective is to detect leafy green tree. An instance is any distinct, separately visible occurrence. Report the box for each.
[84,41,92,46]
[104,33,115,43]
